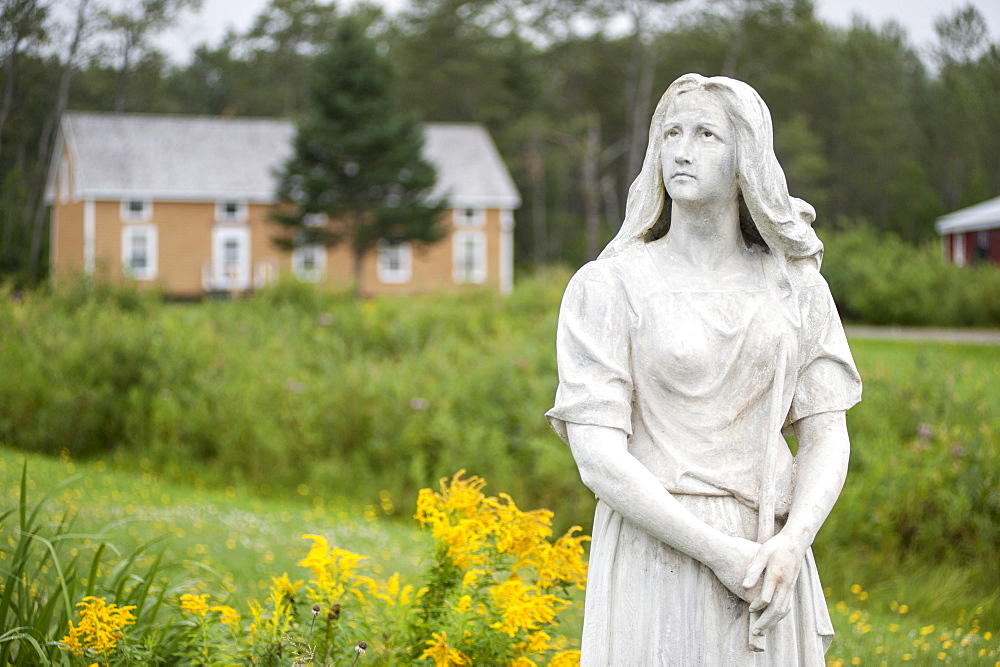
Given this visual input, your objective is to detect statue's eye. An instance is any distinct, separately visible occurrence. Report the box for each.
[666,128,680,138]
[702,130,714,138]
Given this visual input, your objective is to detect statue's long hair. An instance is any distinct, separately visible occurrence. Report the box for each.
[600,74,823,293]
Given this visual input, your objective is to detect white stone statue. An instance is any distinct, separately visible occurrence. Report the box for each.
[546,73,862,665]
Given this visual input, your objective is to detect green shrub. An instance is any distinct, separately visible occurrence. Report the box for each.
[821,227,1000,326]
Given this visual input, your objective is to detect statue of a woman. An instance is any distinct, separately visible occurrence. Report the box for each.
[546,73,862,665]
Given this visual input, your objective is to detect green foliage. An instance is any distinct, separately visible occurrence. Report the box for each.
[821,227,1000,326]
[3,270,1000,638]
[272,16,446,285]
[0,462,187,665]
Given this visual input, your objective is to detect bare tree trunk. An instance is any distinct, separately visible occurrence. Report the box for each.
[721,0,752,76]
[27,0,91,281]
[0,33,26,161]
[526,134,547,265]
[582,114,602,259]
[623,5,657,185]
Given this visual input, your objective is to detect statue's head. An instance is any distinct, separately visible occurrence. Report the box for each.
[601,73,822,270]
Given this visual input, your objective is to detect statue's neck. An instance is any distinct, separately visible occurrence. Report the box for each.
[663,197,743,272]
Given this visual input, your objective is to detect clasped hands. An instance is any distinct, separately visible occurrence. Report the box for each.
[710,531,807,638]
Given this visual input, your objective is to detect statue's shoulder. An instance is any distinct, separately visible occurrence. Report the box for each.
[787,255,829,291]
[569,248,647,291]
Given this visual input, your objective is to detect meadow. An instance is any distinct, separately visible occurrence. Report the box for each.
[1,268,999,664]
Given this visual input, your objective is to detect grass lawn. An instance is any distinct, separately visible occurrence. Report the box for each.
[0,447,432,608]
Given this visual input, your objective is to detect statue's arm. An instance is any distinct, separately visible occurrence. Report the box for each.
[744,409,850,636]
[566,421,762,602]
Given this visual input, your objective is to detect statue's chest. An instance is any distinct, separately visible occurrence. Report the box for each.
[631,288,792,396]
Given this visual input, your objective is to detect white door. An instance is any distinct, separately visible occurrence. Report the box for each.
[212,226,251,290]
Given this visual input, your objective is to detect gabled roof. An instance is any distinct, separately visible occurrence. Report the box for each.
[49,112,521,209]
[935,196,1000,234]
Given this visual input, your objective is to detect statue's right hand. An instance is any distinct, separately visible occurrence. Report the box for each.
[709,536,762,603]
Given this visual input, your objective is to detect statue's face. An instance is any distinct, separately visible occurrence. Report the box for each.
[660,90,738,206]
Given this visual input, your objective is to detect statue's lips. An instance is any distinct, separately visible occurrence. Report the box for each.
[671,172,696,179]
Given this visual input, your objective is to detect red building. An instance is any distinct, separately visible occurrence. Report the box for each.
[935,196,1000,266]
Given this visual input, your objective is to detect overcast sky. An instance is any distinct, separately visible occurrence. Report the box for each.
[154,0,1000,65]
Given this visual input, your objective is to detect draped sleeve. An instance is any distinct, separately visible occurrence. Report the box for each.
[787,271,863,424]
[546,260,634,445]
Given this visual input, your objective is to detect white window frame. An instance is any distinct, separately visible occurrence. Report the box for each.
[121,224,157,280]
[455,207,485,227]
[377,240,412,284]
[453,230,487,284]
[212,225,251,290]
[292,244,327,283]
[120,199,152,222]
[215,200,248,224]
[953,233,966,267]
[59,157,70,204]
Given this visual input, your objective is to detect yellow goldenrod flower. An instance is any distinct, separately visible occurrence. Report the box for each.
[58,596,136,657]
[548,649,582,666]
[419,631,470,666]
[299,534,366,604]
[270,573,303,602]
[179,593,211,616]
[210,605,241,625]
[490,577,569,637]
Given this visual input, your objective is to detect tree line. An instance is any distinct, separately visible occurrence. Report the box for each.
[2,0,999,285]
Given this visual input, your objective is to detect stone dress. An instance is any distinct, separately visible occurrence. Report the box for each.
[546,241,862,666]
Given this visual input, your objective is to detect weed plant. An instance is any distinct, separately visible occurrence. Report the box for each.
[1,461,586,664]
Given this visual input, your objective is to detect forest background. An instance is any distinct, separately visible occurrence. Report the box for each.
[2,0,1000,284]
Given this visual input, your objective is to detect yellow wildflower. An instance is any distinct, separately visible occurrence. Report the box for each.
[211,605,241,625]
[179,593,211,616]
[461,569,486,589]
[549,649,582,666]
[520,630,551,655]
[536,528,590,590]
[920,625,935,636]
[58,596,136,657]
[270,573,303,602]
[419,631,470,666]
[491,577,569,637]
[299,534,366,603]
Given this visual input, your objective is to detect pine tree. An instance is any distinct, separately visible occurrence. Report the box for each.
[272,17,446,294]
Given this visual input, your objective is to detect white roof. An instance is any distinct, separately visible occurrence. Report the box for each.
[50,112,520,208]
[935,196,1000,234]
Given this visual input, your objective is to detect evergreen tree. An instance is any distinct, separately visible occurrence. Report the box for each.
[272,17,446,293]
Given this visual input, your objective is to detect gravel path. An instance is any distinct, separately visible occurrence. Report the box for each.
[845,325,1000,345]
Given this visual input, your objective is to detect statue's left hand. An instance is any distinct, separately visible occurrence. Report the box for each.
[742,532,806,637]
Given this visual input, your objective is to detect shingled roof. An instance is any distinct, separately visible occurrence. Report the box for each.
[935,196,1000,235]
[49,112,521,209]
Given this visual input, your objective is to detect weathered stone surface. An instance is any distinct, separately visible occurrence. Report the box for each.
[547,73,862,665]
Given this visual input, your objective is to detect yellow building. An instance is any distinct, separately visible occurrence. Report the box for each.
[46,113,520,296]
